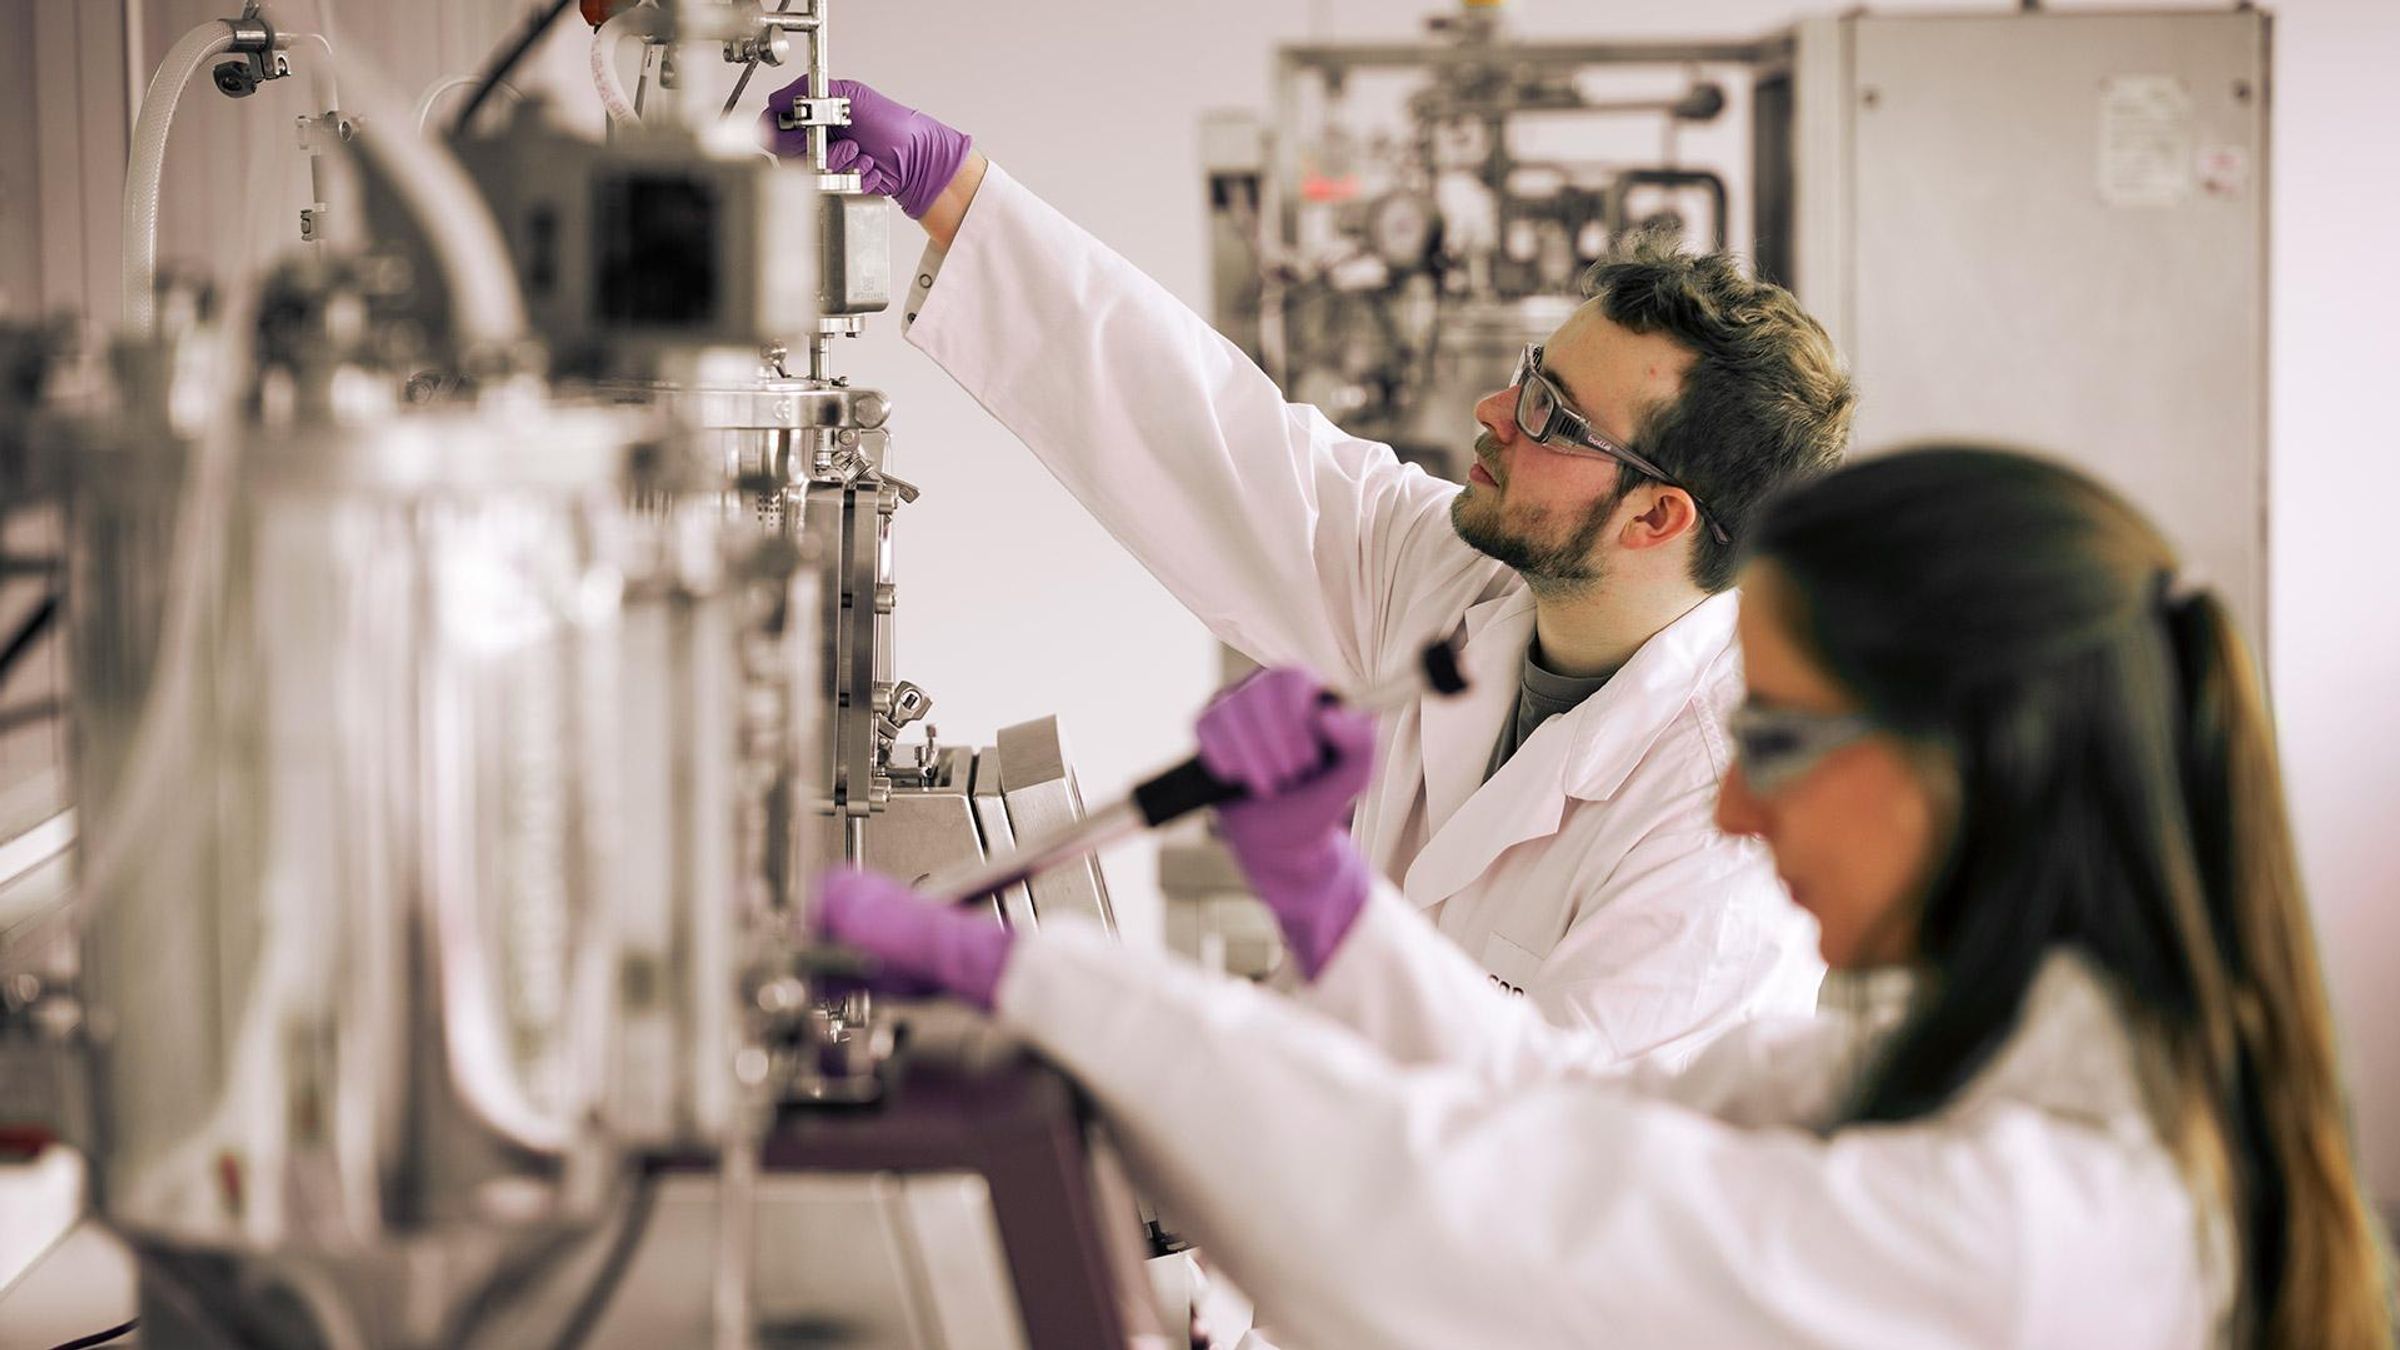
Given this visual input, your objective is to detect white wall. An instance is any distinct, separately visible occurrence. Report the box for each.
[2260,0,2400,1217]
[9,0,2395,1211]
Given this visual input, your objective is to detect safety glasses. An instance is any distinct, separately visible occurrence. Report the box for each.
[1511,344,1731,546]
[1727,703,1878,795]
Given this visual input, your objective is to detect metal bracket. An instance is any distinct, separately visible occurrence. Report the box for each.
[213,4,289,99]
[724,29,789,67]
[295,113,355,244]
[294,111,357,152]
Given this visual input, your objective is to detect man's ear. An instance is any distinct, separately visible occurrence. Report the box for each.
[1619,485,1701,552]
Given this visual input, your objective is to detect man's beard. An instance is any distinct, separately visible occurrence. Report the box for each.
[1450,443,1628,595]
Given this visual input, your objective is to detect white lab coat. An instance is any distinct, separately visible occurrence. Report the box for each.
[906,163,1822,1060]
[994,890,2229,1350]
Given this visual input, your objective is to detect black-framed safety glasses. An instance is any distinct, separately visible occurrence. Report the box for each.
[1511,344,1731,546]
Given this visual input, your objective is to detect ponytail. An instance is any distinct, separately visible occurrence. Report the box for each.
[1757,448,2391,1347]
[2161,586,2394,1349]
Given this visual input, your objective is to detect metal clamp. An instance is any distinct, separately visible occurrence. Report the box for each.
[823,442,874,486]
[822,440,919,502]
[774,95,851,130]
[876,680,933,741]
[213,3,290,98]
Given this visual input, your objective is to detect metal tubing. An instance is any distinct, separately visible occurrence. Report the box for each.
[1279,36,1789,72]
[122,0,147,158]
[806,0,830,171]
[712,1122,761,1350]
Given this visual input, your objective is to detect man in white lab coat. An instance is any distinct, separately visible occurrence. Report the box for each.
[767,81,1856,1062]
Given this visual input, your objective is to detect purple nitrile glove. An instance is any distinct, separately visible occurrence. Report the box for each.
[815,868,1014,1012]
[758,76,973,220]
[1196,667,1381,980]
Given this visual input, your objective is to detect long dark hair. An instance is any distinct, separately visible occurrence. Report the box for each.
[1751,446,2391,1348]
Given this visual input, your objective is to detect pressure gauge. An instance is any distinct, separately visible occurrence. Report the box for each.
[1366,192,1437,268]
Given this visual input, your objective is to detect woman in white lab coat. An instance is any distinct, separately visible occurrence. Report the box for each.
[817,446,2393,1349]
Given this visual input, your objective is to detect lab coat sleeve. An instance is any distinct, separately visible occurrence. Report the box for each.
[1305,878,1860,1123]
[1301,880,1627,1085]
[905,162,1495,683]
[997,927,2156,1350]
[1302,830,1820,1085]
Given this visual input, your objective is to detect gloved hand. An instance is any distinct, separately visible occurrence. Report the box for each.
[1196,668,1381,979]
[815,869,1014,1011]
[759,77,972,220]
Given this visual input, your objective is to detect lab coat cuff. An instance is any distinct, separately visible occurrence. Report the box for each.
[901,239,945,331]
[902,159,1018,355]
[1304,879,1418,1007]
